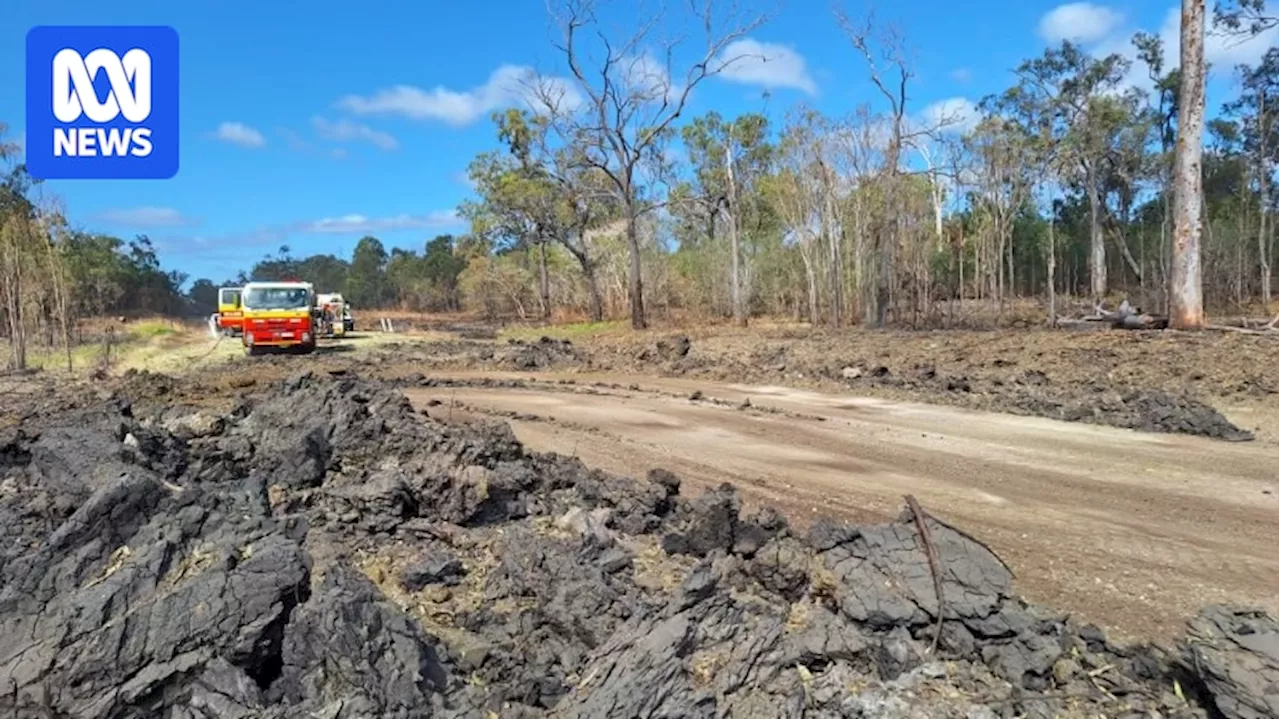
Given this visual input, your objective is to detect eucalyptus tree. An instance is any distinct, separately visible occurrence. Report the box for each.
[964,115,1038,304]
[1005,42,1130,302]
[1171,0,1207,328]
[764,111,826,324]
[678,111,773,326]
[1224,48,1278,303]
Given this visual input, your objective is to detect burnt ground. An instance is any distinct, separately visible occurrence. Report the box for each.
[121,322,1275,443]
[0,320,1275,717]
[0,370,1276,719]
[585,326,1279,442]
[30,318,1272,443]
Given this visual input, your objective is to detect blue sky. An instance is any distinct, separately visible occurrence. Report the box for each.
[3,0,1275,283]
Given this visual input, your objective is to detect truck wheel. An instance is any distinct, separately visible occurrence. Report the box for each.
[245,345,262,357]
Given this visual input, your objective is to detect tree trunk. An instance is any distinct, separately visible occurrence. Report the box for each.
[931,175,944,250]
[41,224,73,371]
[873,147,899,328]
[1005,229,1014,310]
[725,142,746,327]
[2,239,26,372]
[1261,210,1272,305]
[1047,198,1057,327]
[875,231,891,327]
[1171,0,1206,330]
[624,200,647,330]
[558,224,604,323]
[1086,166,1107,301]
[1111,226,1144,282]
[584,265,604,322]
[538,239,551,323]
[800,247,818,325]
[1257,124,1272,304]
[819,167,843,327]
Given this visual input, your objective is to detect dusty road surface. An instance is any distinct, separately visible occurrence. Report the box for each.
[406,372,1279,642]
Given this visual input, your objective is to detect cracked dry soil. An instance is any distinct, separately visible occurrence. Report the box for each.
[0,372,1275,719]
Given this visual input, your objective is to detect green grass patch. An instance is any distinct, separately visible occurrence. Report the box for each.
[10,320,198,373]
[15,343,102,371]
[498,319,627,342]
[127,320,181,339]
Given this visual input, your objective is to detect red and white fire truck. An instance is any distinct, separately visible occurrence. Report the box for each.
[239,281,319,355]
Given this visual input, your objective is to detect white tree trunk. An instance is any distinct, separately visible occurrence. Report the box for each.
[725,141,746,327]
[1257,117,1272,304]
[1171,0,1206,329]
[1086,168,1107,301]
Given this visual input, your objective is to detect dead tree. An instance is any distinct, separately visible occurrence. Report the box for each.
[838,11,910,328]
[535,0,768,330]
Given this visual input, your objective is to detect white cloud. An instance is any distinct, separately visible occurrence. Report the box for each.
[96,206,199,228]
[298,211,461,234]
[1039,3,1125,43]
[1084,3,1278,93]
[950,67,973,83]
[920,97,981,133]
[213,121,267,148]
[336,66,582,126]
[310,116,398,150]
[614,53,689,106]
[1158,5,1279,71]
[714,38,817,94]
[159,211,463,257]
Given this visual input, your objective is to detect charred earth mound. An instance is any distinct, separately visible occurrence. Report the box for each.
[0,373,1273,718]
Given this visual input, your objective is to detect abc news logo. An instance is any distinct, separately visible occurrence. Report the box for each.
[26,26,179,179]
[53,48,154,158]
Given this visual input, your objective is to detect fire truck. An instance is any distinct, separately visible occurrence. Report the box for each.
[214,287,244,335]
[239,281,319,355]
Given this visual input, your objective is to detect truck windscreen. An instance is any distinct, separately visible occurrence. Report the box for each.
[243,288,310,310]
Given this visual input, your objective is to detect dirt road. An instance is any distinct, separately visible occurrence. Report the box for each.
[406,372,1279,642]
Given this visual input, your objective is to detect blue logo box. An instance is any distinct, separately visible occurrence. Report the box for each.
[26,26,179,179]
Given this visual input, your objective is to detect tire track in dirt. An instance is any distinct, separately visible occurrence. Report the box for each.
[406,372,1278,642]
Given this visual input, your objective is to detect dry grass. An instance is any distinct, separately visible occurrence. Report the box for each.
[689,650,725,686]
[6,317,217,374]
[2,315,457,379]
[630,535,697,594]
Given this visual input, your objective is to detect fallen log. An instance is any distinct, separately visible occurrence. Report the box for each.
[1079,300,1169,330]
[1203,323,1278,335]
[1214,316,1276,329]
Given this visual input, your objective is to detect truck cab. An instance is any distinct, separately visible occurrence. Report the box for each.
[240,281,318,355]
[216,287,243,335]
